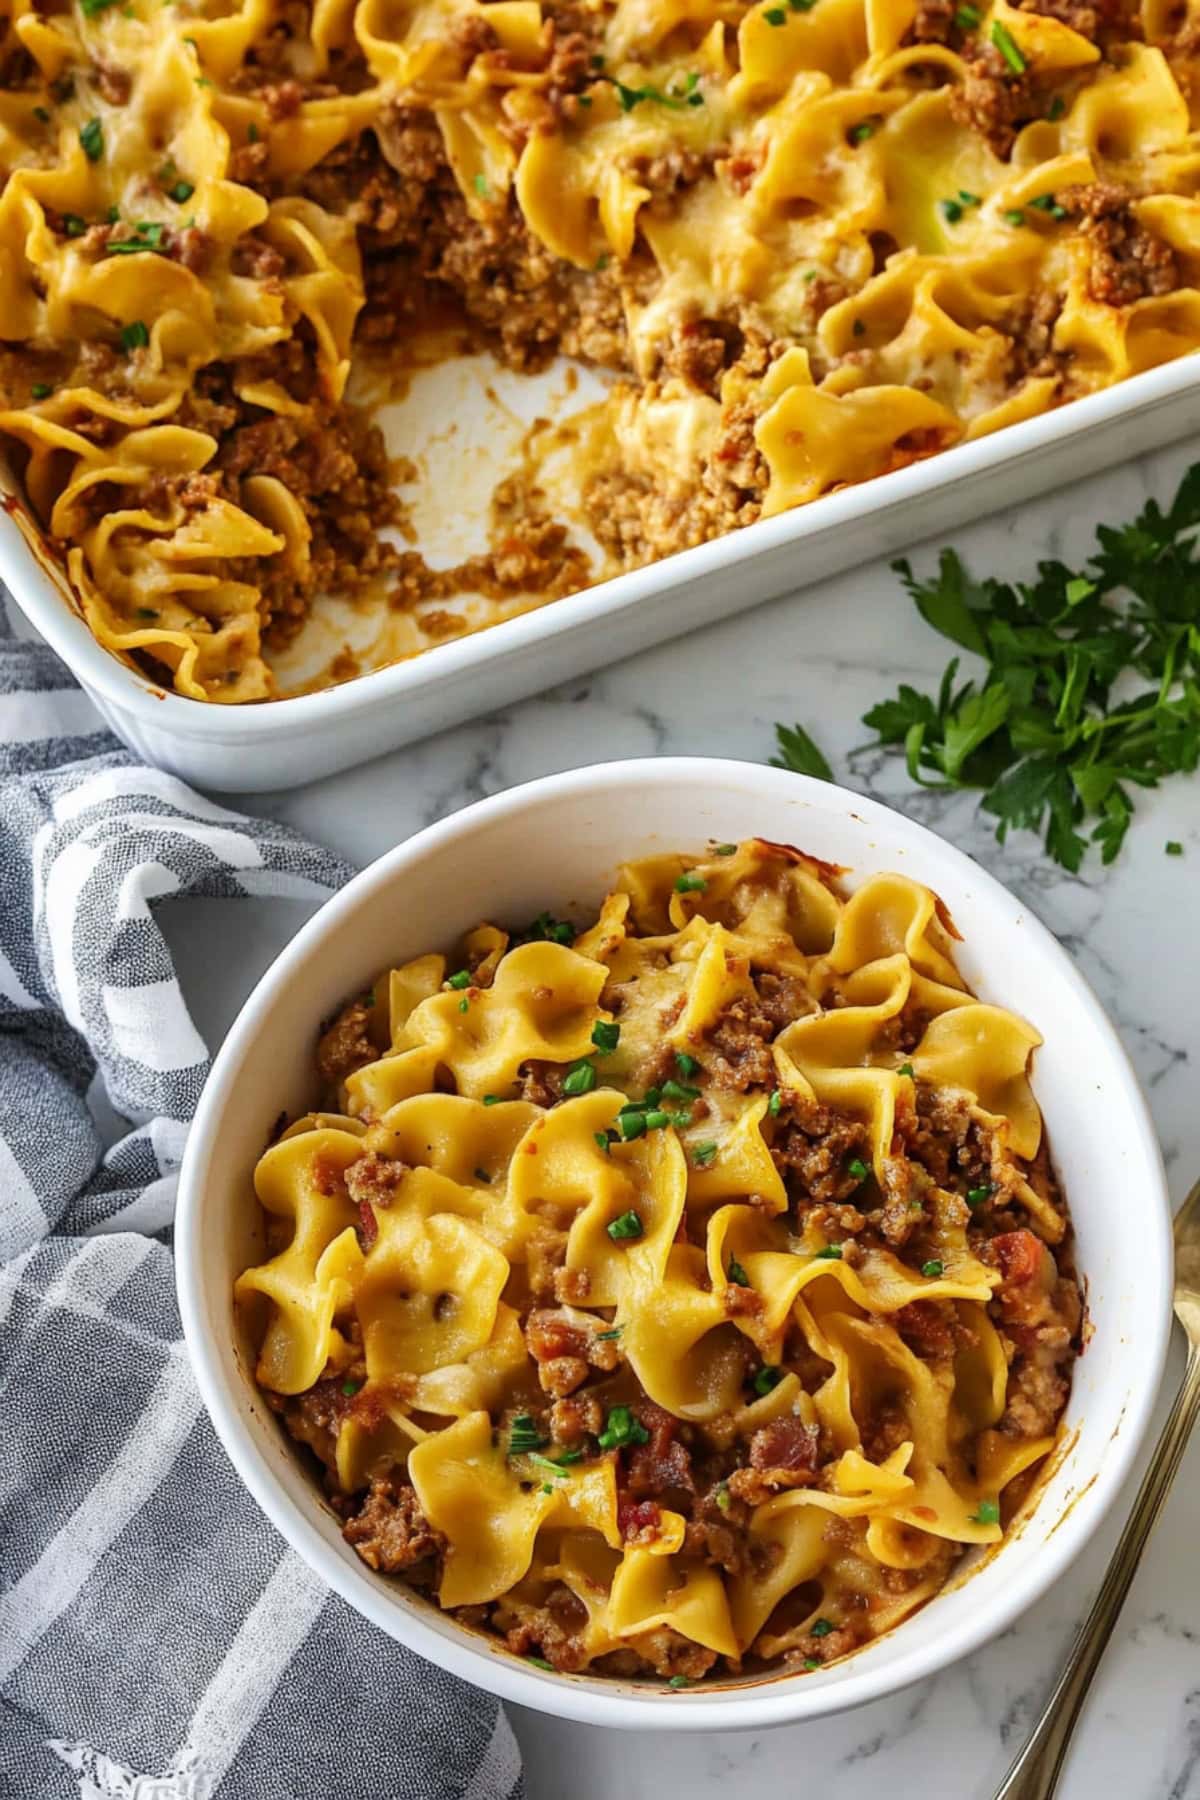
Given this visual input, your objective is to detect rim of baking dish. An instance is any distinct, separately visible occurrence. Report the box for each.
[7,354,1200,741]
[175,757,1173,1731]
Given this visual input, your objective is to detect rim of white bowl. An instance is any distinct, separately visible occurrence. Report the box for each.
[176,756,1173,1731]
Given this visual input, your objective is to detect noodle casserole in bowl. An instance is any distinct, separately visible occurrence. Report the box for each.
[176,757,1171,1727]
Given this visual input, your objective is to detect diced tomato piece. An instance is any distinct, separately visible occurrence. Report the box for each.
[992,1229,1050,1287]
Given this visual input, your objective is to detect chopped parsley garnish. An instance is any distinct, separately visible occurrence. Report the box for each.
[1167,840,1184,855]
[135,607,159,619]
[714,1482,732,1512]
[674,872,707,893]
[31,383,52,400]
[661,1078,699,1101]
[966,1184,992,1208]
[616,1109,646,1141]
[609,75,699,113]
[803,1657,821,1671]
[594,1130,612,1153]
[528,1449,582,1475]
[692,1140,718,1166]
[607,1209,644,1241]
[247,121,259,142]
[597,1404,649,1450]
[528,910,575,945]
[62,214,85,237]
[508,1414,546,1454]
[770,720,833,781]
[1047,93,1066,120]
[106,221,167,255]
[990,19,1025,74]
[1029,192,1067,220]
[169,179,195,203]
[846,1158,870,1182]
[526,1656,555,1671]
[473,1167,491,1184]
[850,119,876,142]
[852,319,866,336]
[668,1674,690,1688]
[592,1019,620,1053]
[814,1244,843,1260]
[972,1497,1001,1525]
[445,968,471,989]
[472,172,489,197]
[727,1256,750,1287]
[897,1062,915,1079]
[770,465,1200,870]
[752,1365,782,1395]
[921,1259,945,1278]
[80,0,122,17]
[33,105,50,124]
[483,1094,500,1105]
[106,204,119,223]
[810,1617,835,1638]
[713,843,736,855]
[562,1058,597,1096]
[941,198,963,224]
[78,117,104,161]
[595,1324,623,1340]
[120,319,149,350]
[458,996,469,1013]
[763,4,786,18]
[643,1108,672,1130]
[341,1379,360,1396]
[954,3,980,24]
[767,1088,782,1116]
[1004,208,1026,227]
[676,1052,701,1077]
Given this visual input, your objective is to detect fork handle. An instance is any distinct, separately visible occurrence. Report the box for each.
[993,1341,1200,1800]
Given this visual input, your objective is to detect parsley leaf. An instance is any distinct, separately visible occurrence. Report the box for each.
[770,720,833,780]
[770,464,1200,870]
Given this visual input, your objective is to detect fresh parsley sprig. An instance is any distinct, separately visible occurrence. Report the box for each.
[770,464,1200,871]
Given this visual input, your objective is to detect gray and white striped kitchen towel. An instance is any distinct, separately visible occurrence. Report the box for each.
[0,608,524,1800]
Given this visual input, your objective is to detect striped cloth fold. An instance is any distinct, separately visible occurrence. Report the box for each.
[0,610,524,1800]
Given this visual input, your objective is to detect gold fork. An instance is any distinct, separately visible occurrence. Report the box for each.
[994,1174,1200,1800]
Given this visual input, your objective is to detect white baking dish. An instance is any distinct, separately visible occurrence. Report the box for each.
[3,353,1197,793]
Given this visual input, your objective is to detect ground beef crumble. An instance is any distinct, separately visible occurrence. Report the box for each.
[1059,182,1180,306]
[315,994,375,1084]
[341,1476,446,1574]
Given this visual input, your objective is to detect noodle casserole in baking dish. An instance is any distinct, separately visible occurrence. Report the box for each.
[1,0,1200,703]
[235,838,1084,1685]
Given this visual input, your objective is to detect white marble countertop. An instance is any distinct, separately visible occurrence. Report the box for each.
[166,436,1200,1800]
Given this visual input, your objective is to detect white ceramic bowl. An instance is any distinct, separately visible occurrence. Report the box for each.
[176,757,1172,1731]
